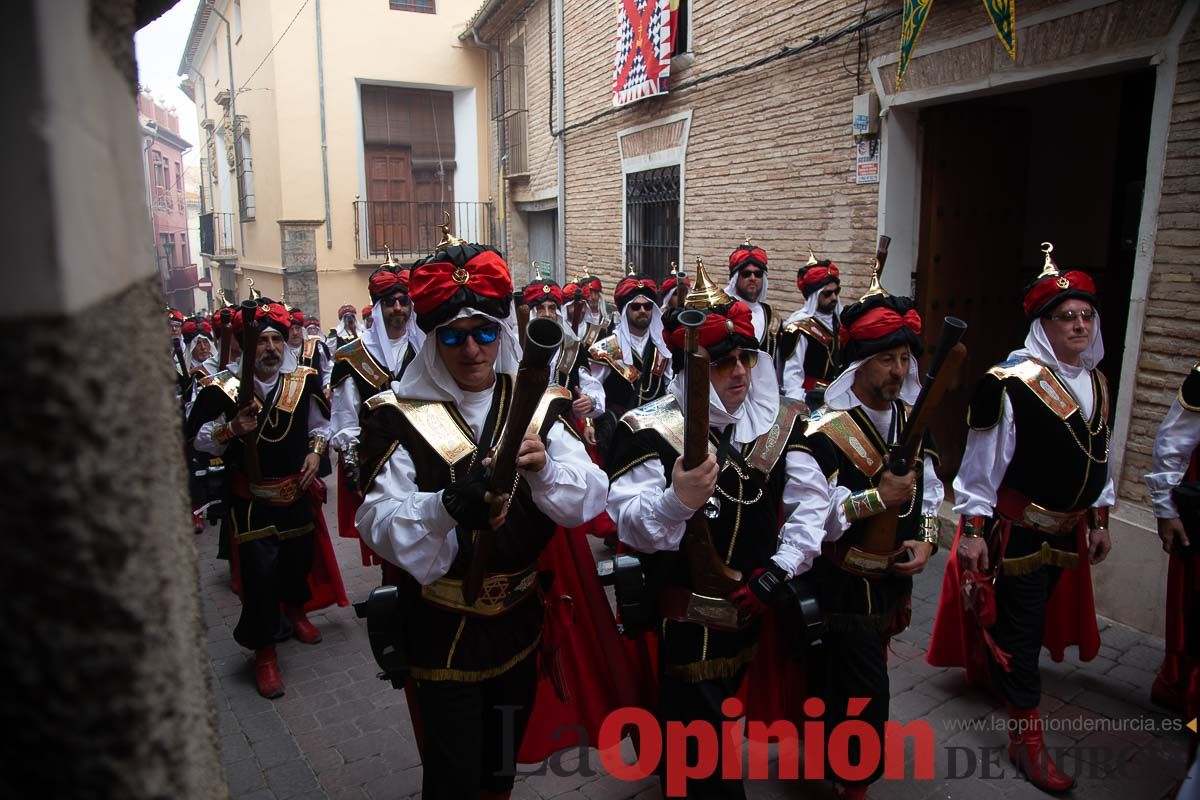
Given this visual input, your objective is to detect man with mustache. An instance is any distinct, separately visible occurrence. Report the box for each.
[331,258,422,566]
[605,260,813,798]
[327,303,360,351]
[789,285,943,800]
[725,242,778,357]
[189,301,343,699]
[354,236,608,800]
[928,245,1113,793]
[584,270,672,463]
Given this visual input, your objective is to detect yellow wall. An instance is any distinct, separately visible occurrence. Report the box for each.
[186,0,489,326]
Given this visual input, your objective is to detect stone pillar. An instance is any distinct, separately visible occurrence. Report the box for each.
[0,1,225,797]
[279,220,324,315]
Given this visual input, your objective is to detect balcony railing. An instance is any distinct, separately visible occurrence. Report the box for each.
[165,264,199,293]
[354,200,495,261]
[199,212,238,256]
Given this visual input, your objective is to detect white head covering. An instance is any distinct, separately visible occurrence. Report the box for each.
[667,348,779,445]
[822,354,921,412]
[364,300,426,376]
[334,312,358,342]
[1009,316,1104,377]
[394,307,520,404]
[615,302,671,365]
[229,332,299,379]
[185,334,215,373]
[784,286,843,327]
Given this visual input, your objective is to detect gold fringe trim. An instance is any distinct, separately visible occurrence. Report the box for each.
[235,522,314,544]
[664,643,758,683]
[1001,542,1079,576]
[409,634,541,683]
[608,452,658,481]
[364,440,399,492]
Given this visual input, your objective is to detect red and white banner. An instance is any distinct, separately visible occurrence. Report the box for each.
[611,0,673,108]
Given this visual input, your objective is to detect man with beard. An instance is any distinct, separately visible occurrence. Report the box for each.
[328,303,359,351]
[789,285,942,800]
[190,301,336,698]
[354,235,608,800]
[605,260,813,798]
[1146,361,1200,770]
[584,270,672,462]
[779,253,842,404]
[331,259,422,566]
[725,241,777,357]
[928,244,1113,794]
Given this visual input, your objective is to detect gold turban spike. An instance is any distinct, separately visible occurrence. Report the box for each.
[806,249,820,267]
[684,257,734,310]
[247,277,263,301]
[435,211,464,252]
[1037,242,1060,279]
[626,261,636,277]
[860,235,891,301]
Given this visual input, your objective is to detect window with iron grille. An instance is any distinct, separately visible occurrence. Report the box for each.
[235,123,255,220]
[491,31,528,175]
[625,166,680,283]
[390,0,435,13]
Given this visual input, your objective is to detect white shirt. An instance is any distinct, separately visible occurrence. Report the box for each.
[952,364,1115,516]
[1145,396,1200,518]
[585,329,674,418]
[355,387,609,585]
[330,335,410,452]
[781,309,836,401]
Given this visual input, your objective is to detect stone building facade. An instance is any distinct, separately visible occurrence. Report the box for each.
[464,0,1200,635]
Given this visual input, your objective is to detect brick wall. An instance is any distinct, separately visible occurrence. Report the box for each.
[476,0,1200,506]
[1118,11,1200,503]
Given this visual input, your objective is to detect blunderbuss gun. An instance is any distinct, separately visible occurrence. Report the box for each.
[218,306,234,372]
[516,294,531,350]
[461,316,564,606]
[236,300,263,484]
[841,314,967,578]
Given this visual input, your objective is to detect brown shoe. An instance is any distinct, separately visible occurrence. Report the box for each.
[254,646,285,699]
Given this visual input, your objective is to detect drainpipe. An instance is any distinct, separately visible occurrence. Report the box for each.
[553,0,565,279]
[315,0,332,248]
[206,0,243,256]
[470,28,506,255]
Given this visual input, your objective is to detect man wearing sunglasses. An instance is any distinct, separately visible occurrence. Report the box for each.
[929,246,1113,794]
[606,268,817,797]
[585,271,673,464]
[355,238,611,800]
[726,241,778,357]
[779,255,843,404]
[330,259,423,567]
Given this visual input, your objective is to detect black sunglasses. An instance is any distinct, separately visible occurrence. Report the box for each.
[626,301,655,312]
[436,322,501,347]
[739,269,764,279]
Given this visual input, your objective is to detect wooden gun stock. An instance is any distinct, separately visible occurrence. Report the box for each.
[236,301,263,483]
[859,316,967,556]
[462,316,564,605]
[678,310,743,597]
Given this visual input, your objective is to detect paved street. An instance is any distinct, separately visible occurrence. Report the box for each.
[201,482,1195,800]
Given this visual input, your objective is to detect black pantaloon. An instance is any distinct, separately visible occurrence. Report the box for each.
[233,533,314,650]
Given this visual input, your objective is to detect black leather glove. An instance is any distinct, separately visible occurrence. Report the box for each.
[440,471,494,530]
[748,562,788,606]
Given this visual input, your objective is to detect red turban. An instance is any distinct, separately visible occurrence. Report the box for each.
[797,263,840,296]
[842,307,923,346]
[167,308,185,323]
[585,277,602,293]
[368,267,411,303]
[563,282,589,302]
[361,305,373,318]
[660,275,690,295]
[665,302,756,354]
[290,309,305,326]
[337,304,356,319]
[1022,270,1097,319]
[255,302,293,337]
[728,245,769,274]
[523,280,564,307]
[410,246,513,331]
[615,275,658,310]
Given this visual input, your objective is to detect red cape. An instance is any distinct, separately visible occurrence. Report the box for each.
[229,478,350,612]
[926,519,1100,684]
[336,455,383,567]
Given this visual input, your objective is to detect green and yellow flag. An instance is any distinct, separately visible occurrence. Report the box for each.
[897,0,1017,89]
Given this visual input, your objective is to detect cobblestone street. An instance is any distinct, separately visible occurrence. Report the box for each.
[202,484,1196,800]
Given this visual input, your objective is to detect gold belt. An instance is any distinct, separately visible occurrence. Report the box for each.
[421,566,539,617]
[998,488,1083,536]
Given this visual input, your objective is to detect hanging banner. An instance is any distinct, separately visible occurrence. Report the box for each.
[611,0,674,108]
[897,0,1018,89]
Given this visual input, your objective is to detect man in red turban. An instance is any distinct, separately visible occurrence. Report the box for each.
[331,258,423,566]
[779,254,843,403]
[783,287,943,799]
[928,245,1113,793]
[188,299,346,699]
[355,239,612,800]
[606,260,815,797]
[327,303,359,351]
[725,242,778,356]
